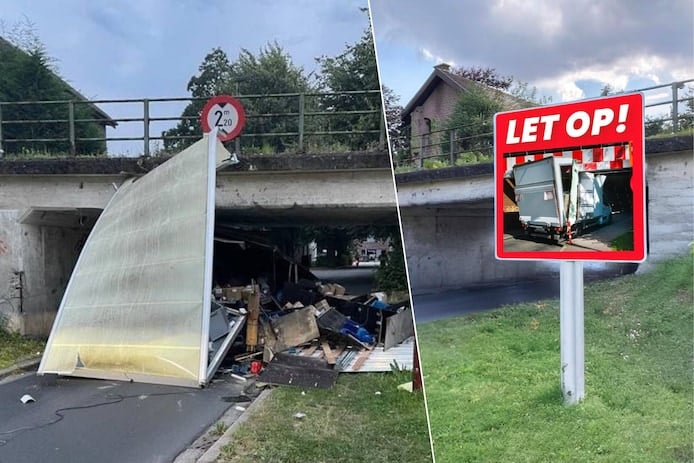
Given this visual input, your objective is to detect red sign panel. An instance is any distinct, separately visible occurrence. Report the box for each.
[201,95,246,142]
[494,93,646,262]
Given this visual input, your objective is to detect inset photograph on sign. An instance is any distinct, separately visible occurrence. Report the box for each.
[494,93,646,261]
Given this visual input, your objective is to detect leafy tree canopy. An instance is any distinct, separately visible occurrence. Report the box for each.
[452,65,513,91]
[0,21,104,155]
[164,9,381,154]
[162,43,313,152]
[313,22,382,151]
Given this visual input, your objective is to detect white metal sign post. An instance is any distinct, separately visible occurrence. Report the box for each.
[494,93,645,406]
[560,261,584,404]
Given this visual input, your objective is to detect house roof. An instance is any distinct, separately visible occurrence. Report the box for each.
[0,36,116,127]
[401,64,529,122]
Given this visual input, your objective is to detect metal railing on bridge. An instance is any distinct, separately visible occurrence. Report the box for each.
[0,90,385,157]
[395,79,693,170]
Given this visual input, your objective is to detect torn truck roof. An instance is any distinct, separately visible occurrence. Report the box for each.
[38,133,242,387]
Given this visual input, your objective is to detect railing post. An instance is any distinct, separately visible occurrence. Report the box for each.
[0,103,4,157]
[298,93,305,153]
[671,82,680,133]
[143,98,150,156]
[235,136,241,156]
[68,101,76,155]
[418,134,424,169]
[379,107,386,151]
[449,129,456,164]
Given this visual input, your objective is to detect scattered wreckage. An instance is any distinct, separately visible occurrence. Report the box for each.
[38,132,414,389]
[216,277,414,390]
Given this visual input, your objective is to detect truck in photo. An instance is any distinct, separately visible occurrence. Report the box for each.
[512,156,612,243]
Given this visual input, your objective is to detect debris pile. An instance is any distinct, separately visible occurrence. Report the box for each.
[212,274,415,390]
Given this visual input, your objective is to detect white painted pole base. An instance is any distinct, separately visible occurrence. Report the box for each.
[560,260,585,405]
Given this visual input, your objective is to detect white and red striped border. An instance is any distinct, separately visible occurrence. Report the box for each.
[504,144,631,176]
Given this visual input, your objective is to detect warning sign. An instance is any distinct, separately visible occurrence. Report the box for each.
[201,95,246,142]
[494,93,646,262]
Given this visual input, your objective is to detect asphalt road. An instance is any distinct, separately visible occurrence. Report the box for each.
[503,212,634,253]
[0,372,252,463]
[312,265,378,295]
[411,263,637,323]
[0,267,375,463]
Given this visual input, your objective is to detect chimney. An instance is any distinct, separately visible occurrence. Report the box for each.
[434,63,451,72]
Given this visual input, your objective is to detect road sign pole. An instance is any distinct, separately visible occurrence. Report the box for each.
[560,260,585,405]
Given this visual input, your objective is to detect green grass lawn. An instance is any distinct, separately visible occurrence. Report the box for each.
[0,330,44,370]
[417,255,693,463]
[218,371,433,463]
[610,231,634,251]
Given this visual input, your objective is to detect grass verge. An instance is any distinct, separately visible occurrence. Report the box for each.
[417,255,693,463]
[0,330,44,370]
[217,370,432,463]
[610,231,634,251]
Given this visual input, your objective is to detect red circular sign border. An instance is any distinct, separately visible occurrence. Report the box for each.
[200,95,246,142]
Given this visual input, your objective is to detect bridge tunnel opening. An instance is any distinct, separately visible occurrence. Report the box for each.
[213,204,400,297]
[13,201,399,340]
[28,136,409,386]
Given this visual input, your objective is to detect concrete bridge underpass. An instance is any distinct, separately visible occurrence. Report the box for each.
[0,150,398,336]
[395,136,693,293]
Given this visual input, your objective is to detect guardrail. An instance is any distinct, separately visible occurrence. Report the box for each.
[0,90,385,156]
[396,79,693,169]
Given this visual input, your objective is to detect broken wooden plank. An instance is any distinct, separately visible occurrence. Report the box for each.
[273,352,330,370]
[384,307,415,351]
[270,306,320,352]
[321,341,338,364]
[246,284,260,352]
[300,344,318,357]
[257,360,338,389]
[351,350,371,371]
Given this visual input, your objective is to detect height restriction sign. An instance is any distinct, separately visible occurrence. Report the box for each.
[494,93,646,262]
[201,95,246,142]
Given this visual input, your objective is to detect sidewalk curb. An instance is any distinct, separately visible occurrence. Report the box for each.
[196,388,274,463]
[0,356,41,380]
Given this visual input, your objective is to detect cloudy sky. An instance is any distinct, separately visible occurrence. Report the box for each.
[2,0,369,154]
[370,0,694,111]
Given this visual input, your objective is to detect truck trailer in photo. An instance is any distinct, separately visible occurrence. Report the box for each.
[512,156,612,243]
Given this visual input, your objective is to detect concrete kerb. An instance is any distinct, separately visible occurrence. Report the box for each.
[0,356,41,380]
[193,387,274,463]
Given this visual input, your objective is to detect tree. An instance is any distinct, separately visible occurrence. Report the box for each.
[163,43,313,153]
[315,21,382,151]
[677,87,694,131]
[374,233,408,293]
[231,43,314,153]
[382,85,407,165]
[161,48,233,152]
[600,83,614,96]
[442,86,503,164]
[509,80,552,106]
[0,22,104,155]
[454,65,549,106]
[452,65,513,91]
[644,116,666,137]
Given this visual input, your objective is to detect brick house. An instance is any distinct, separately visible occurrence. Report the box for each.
[402,63,527,161]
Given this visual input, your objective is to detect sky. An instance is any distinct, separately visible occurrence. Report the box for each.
[1,0,370,155]
[370,0,694,113]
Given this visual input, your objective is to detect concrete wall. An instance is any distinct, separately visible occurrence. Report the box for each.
[645,151,694,262]
[0,165,398,335]
[401,206,546,292]
[398,146,693,293]
[0,210,87,336]
[0,175,123,210]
